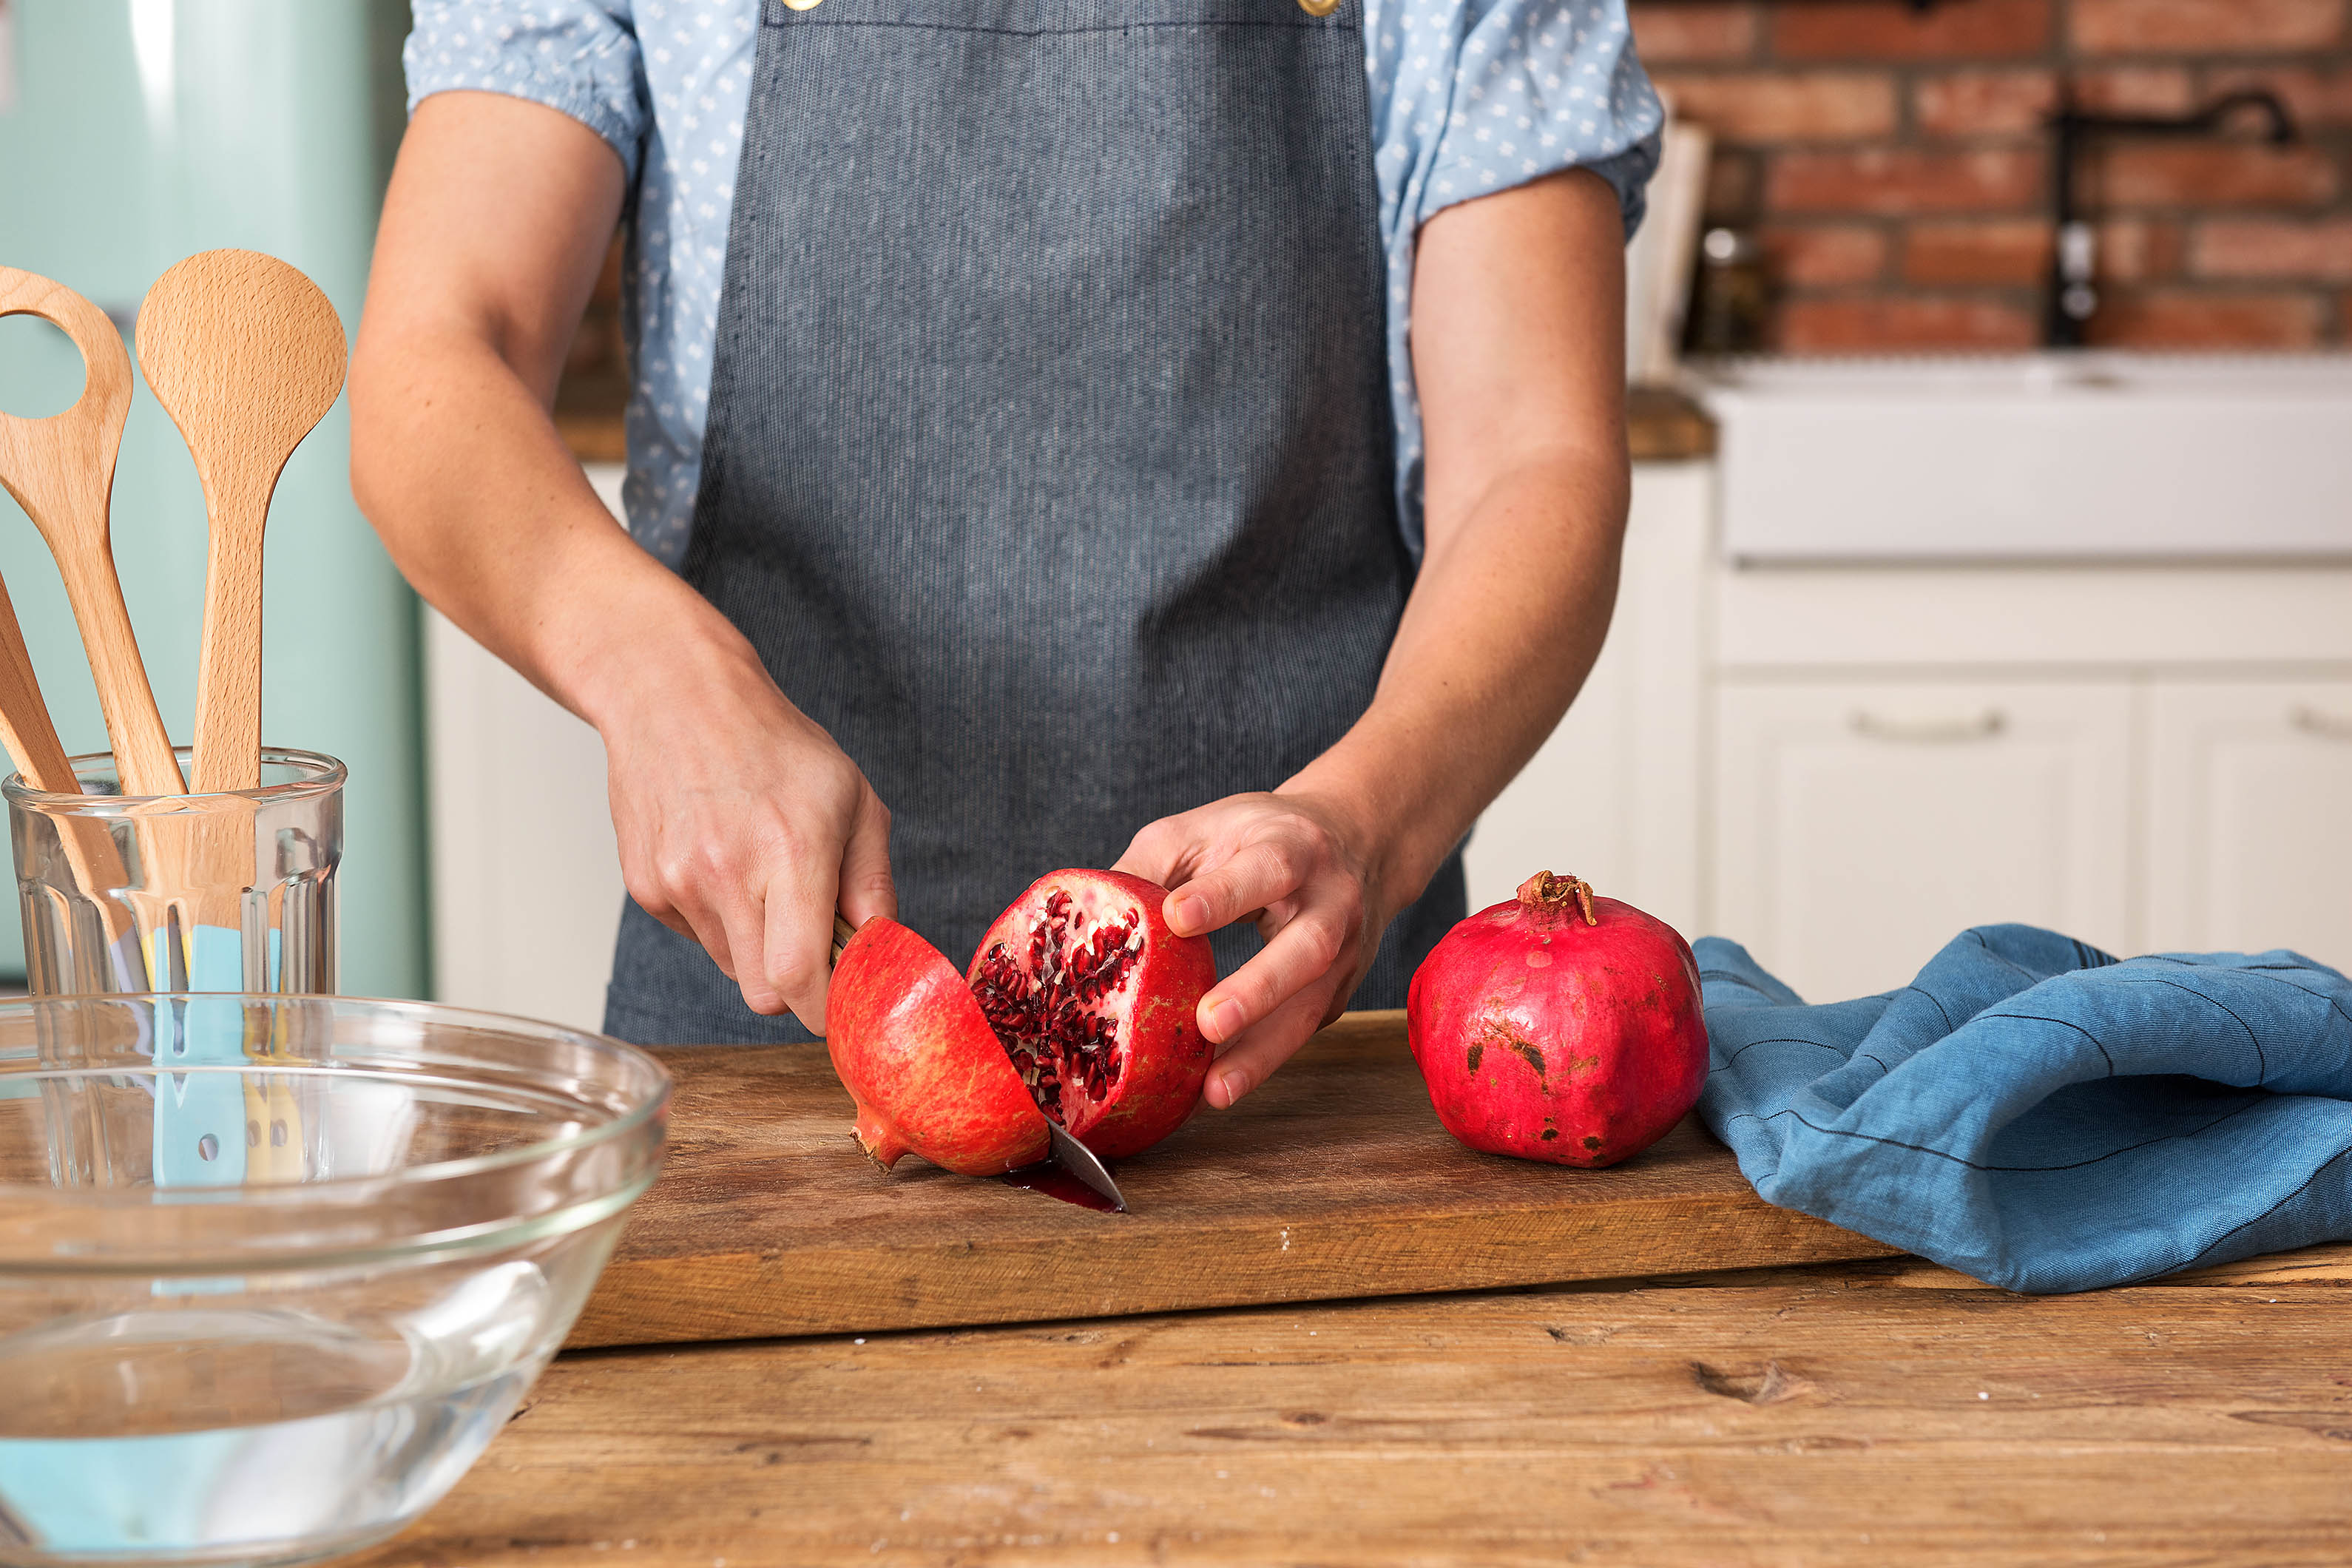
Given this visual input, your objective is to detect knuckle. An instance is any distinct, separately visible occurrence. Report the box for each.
[746,814,805,868]
[1257,837,1306,882]
[1293,917,1345,973]
[766,947,820,999]
[680,837,745,888]
[1245,973,1288,1018]
[621,866,670,916]
[649,845,700,891]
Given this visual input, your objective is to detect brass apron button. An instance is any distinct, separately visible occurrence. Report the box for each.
[783,0,822,10]
[1296,0,1342,13]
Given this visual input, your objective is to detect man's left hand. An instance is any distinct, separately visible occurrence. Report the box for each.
[1115,790,1405,1109]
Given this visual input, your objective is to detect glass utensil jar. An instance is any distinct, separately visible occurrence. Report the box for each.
[0,992,669,1568]
[5,746,343,997]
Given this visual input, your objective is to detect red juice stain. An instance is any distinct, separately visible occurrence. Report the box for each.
[1000,1160,1123,1212]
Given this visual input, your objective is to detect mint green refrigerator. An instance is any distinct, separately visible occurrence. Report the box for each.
[0,0,425,996]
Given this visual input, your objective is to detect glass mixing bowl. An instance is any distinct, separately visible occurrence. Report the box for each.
[0,994,669,1567]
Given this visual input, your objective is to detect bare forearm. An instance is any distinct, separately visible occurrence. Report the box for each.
[1290,444,1626,891]
[351,323,755,729]
[350,91,755,731]
[351,92,893,1025]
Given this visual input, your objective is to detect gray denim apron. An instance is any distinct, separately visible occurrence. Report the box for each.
[604,0,1467,1045]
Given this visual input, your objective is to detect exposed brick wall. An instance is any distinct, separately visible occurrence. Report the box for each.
[1632,0,2352,350]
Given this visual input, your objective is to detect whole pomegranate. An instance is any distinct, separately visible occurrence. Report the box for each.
[827,869,1216,1174]
[1406,871,1706,1169]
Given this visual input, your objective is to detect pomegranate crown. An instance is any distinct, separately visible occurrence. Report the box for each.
[1515,870,1598,927]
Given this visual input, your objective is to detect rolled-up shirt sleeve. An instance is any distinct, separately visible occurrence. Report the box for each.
[1368,0,1663,553]
[1387,0,1662,238]
[403,0,652,183]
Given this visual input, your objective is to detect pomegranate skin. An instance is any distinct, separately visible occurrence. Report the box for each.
[969,868,1217,1160]
[827,916,1050,1175]
[1406,872,1708,1169]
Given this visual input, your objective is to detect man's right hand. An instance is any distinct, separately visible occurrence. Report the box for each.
[595,628,893,1032]
[352,91,891,1033]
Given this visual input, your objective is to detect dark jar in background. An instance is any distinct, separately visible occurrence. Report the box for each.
[1685,227,1772,356]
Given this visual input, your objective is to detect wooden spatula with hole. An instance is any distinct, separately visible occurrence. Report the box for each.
[0,266,183,797]
[136,249,345,795]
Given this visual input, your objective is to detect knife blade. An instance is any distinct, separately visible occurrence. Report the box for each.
[1048,1122,1129,1213]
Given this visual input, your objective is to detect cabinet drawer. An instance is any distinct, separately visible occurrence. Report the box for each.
[2145,681,2352,968]
[1714,680,2134,1004]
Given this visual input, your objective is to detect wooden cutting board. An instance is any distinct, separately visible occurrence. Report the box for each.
[570,1010,1897,1348]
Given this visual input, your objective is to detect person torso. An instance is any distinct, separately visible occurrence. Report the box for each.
[601,0,1467,1044]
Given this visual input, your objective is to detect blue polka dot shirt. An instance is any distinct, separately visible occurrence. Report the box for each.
[405,0,1661,564]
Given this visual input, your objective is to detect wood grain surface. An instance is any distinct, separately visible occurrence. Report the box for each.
[366,1243,2352,1568]
[573,1013,1894,1347]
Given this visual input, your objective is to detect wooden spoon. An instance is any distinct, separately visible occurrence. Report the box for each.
[136,255,345,1182]
[136,250,346,794]
[0,569,75,794]
[0,266,184,797]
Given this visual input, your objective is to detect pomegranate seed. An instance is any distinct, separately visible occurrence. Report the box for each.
[973,889,1146,1123]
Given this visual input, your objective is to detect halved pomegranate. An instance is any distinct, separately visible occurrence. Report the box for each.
[825,869,1216,1174]
[967,870,1217,1160]
[826,917,1050,1175]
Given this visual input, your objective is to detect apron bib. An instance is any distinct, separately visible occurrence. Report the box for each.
[605,0,1467,1044]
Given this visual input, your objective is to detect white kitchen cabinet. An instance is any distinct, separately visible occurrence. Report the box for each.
[1712,680,2135,1004]
[2144,680,2352,968]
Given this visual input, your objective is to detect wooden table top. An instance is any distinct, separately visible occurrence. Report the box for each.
[363,1240,2352,1567]
[359,1011,2352,1564]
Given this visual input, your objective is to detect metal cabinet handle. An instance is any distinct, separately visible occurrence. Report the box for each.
[1849,709,2007,743]
[2292,706,2352,741]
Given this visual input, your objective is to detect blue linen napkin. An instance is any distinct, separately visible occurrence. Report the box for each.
[1696,925,2352,1293]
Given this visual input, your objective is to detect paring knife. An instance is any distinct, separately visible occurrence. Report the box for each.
[832,913,1132,1212]
[1046,1122,1128,1212]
